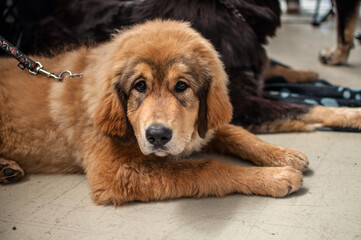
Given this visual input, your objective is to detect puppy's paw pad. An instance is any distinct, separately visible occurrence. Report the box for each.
[0,160,24,184]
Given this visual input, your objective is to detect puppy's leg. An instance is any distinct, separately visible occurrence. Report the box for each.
[206,124,309,171]
[84,142,302,206]
[319,0,360,65]
[265,61,318,83]
[0,158,25,184]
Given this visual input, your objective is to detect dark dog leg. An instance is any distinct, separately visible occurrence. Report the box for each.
[0,158,25,184]
[319,0,361,65]
[250,104,361,133]
[230,95,361,133]
[265,60,318,83]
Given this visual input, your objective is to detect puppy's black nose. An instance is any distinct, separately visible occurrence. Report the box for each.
[146,124,172,147]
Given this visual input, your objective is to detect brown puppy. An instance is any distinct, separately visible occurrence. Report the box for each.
[0,20,307,206]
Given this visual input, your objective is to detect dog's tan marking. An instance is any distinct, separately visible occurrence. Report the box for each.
[302,106,361,129]
[266,64,318,83]
[248,106,361,133]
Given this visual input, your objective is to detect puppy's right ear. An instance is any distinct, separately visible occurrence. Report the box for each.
[93,84,129,137]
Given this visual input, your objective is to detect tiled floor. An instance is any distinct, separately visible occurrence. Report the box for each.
[1,6,361,240]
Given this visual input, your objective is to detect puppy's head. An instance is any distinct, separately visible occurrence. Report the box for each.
[93,20,232,156]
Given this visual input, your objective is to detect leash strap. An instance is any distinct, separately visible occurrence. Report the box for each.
[0,35,82,82]
[0,35,37,71]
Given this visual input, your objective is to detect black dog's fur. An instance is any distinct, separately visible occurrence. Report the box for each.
[2,0,312,132]
[335,0,360,46]
[319,0,361,65]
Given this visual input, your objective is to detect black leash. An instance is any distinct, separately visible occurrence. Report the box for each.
[0,35,37,71]
[0,35,82,82]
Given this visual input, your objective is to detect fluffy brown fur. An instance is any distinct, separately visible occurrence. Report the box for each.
[0,20,307,205]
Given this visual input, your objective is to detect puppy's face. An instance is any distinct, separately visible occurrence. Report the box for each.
[93,20,232,157]
[122,58,204,156]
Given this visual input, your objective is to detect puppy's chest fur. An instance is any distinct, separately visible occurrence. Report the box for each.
[181,130,215,157]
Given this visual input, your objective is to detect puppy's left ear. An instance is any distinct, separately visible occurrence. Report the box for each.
[198,73,233,138]
[94,84,130,137]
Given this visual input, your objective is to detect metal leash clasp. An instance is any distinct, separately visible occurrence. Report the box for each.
[58,70,83,82]
[29,61,82,82]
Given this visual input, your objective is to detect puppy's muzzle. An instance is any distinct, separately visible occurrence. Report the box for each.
[146,124,173,148]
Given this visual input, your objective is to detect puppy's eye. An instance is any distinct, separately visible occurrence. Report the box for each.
[175,81,189,93]
[134,81,147,93]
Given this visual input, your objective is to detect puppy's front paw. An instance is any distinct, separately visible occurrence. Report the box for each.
[271,166,303,197]
[265,147,309,172]
[264,166,303,197]
[248,166,303,197]
[280,147,309,172]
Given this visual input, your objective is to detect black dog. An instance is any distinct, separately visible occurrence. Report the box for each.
[2,0,361,132]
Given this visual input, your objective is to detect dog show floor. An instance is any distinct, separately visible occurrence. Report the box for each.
[1,11,361,240]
